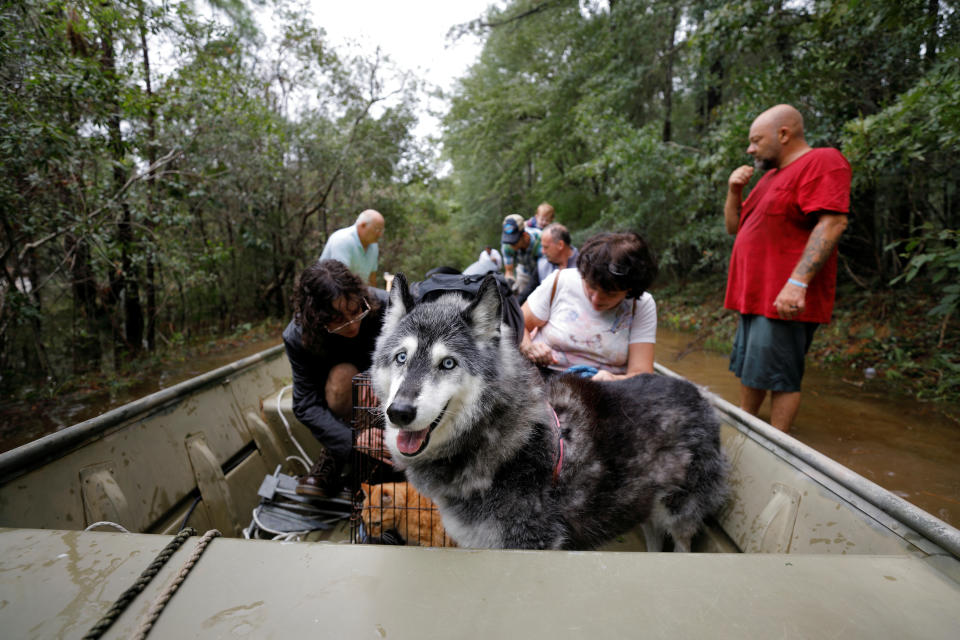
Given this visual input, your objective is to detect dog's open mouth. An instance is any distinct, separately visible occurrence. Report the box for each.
[396,403,448,456]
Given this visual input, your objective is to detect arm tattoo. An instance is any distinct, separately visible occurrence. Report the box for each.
[794,216,845,278]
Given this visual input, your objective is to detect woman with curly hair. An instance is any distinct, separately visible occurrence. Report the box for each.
[282,260,388,497]
[519,231,659,381]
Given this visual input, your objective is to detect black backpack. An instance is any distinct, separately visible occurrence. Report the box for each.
[411,272,525,346]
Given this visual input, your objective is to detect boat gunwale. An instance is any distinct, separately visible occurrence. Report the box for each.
[0,344,285,484]
[654,362,960,560]
[0,346,956,560]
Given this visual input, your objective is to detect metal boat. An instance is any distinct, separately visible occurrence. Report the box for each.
[1,345,958,638]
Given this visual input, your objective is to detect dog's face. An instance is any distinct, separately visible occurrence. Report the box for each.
[372,274,502,461]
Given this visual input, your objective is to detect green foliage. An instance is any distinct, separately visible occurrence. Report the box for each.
[443,0,960,290]
[4,0,960,411]
[438,0,960,408]
[890,225,960,320]
[0,0,451,396]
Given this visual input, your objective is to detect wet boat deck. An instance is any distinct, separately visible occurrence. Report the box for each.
[2,528,959,639]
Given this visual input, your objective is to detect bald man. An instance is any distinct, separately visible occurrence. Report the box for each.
[724,104,850,432]
[319,209,385,286]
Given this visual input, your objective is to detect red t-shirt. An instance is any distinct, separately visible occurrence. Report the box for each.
[724,148,851,324]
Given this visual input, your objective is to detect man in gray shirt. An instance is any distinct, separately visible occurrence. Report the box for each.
[518,223,579,304]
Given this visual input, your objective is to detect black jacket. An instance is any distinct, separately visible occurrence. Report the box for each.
[282,288,389,462]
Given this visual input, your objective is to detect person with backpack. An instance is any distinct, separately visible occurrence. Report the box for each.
[500,214,543,296]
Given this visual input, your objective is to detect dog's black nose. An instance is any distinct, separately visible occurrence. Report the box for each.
[387,401,417,426]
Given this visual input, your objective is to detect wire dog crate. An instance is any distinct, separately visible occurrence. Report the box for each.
[349,372,454,547]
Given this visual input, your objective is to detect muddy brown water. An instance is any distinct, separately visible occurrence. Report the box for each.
[2,331,958,529]
[656,327,960,528]
[0,338,282,453]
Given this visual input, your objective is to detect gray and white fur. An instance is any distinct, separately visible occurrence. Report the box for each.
[372,273,728,551]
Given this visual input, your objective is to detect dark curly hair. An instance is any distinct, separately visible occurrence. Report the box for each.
[576,231,658,298]
[292,260,379,351]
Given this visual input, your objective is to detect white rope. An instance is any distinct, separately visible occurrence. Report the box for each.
[250,506,311,539]
[84,521,131,533]
[285,455,311,473]
[272,531,303,542]
[276,385,313,467]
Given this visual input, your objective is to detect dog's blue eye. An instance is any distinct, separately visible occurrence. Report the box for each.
[395,352,407,364]
[440,357,456,370]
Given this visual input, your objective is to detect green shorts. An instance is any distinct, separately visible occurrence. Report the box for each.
[729,314,818,393]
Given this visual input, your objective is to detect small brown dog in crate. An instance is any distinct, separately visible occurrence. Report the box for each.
[360,482,456,547]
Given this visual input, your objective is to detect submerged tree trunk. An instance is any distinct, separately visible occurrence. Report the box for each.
[139,0,158,352]
[662,4,679,143]
[924,0,939,66]
[101,13,143,358]
[66,234,103,373]
[706,57,723,122]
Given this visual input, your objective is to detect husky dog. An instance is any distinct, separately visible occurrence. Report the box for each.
[371,274,728,551]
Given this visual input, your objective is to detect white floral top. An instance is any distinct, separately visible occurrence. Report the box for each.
[526,268,657,374]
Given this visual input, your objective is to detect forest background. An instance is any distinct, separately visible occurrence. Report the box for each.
[2,0,959,429]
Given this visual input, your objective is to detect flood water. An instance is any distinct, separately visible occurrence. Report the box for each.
[656,327,960,528]
[0,338,282,453]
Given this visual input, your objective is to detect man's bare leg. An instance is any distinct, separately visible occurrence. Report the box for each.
[739,384,767,416]
[770,390,802,432]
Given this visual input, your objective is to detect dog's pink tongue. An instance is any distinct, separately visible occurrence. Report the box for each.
[396,428,429,454]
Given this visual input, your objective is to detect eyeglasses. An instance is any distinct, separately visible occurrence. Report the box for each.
[327,298,370,334]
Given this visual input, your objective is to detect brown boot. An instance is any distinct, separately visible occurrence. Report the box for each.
[295,453,343,497]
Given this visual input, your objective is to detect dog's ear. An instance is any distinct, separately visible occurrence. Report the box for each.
[382,272,415,336]
[463,274,502,340]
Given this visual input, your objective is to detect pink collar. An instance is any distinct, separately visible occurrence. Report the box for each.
[548,404,564,484]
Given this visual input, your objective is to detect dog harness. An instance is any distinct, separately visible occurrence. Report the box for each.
[548,404,564,484]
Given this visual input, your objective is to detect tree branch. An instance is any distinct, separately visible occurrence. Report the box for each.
[450,0,564,38]
[15,147,182,262]
[294,50,409,237]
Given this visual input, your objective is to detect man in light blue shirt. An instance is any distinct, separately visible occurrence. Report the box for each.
[319,209,384,286]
